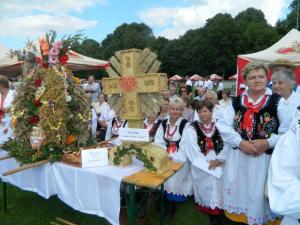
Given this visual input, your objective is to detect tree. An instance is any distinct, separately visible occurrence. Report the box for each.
[101,23,156,59]
[276,0,299,35]
[201,13,240,77]
[235,7,267,24]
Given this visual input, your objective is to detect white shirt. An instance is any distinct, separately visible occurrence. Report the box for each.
[194,95,204,101]
[205,80,213,91]
[83,82,100,103]
[295,85,300,94]
[217,88,289,148]
[268,111,300,225]
[278,91,300,129]
[99,109,116,127]
[0,89,15,144]
[195,80,204,88]
[219,99,232,108]
[217,82,224,91]
[186,79,192,86]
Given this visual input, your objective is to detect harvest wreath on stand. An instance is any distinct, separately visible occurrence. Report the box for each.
[3,31,92,165]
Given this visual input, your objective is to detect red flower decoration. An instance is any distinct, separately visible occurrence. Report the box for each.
[0,110,4,120]
[29,115,39,124]
[59,54,69,65]
[35,57,42,64]
[39,60,49,68]
[33,99,42,107]
[278,47,294,54]
[34,78,42,87]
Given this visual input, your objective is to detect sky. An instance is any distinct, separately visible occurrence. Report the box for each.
[0,0,294,50]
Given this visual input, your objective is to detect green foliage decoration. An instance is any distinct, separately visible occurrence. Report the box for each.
[113,144,157,172]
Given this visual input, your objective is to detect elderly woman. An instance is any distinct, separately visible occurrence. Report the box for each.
[154,96,193,220]
[219,90,232,108]
[272,69,300,127]
[0,75,14,144]
[217,62,289,225]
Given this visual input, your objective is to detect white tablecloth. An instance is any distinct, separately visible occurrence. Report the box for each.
[0,149,56,199]
[52,159,144,225]
[0,149,144,225]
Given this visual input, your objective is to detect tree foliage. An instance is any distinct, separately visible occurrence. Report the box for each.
[70,6,296,80]
[276,0,299,35]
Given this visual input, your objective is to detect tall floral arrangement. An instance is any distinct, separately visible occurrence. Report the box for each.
[3,31,92,164]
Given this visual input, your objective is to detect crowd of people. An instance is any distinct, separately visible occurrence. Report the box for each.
[1,59,300,225]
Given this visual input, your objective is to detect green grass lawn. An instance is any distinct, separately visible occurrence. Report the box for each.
[0,181,237,225]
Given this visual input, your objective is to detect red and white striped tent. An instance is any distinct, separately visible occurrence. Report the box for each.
[169,74,184,81]
[0,44,22,77]
[189,74,203,81]
[66,50,109,71]
[0,44,110,77]
[210,74,223,81]
[228,74,237,80]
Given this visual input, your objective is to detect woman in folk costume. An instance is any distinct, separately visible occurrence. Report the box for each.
[93,94,110,141]
[144,112,162,140]
[154,96,193,220]
[181,100,227,225]
[217,62,290,225]
[268,109,300,225]
[271,69,300,127]
[0,75,14,145]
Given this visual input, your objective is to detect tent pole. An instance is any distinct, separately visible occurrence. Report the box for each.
[297,0,300,30]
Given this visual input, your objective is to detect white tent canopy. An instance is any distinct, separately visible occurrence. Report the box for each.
[239,29,300,64]
[0,44,109,77]
[0,44,22,77]
[66,50,109,71]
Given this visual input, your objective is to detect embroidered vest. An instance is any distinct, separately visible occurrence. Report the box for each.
[232,94,280,154]
[147,119,162,138]
[111,118,127,138]
[191,121,224,155]
[161,119,188,150]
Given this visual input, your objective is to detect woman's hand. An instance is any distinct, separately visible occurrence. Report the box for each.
[208,160,222,170]
[239,140,257,155]
[250,139,269,155]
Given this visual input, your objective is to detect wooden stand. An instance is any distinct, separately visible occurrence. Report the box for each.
[2,159,50,176]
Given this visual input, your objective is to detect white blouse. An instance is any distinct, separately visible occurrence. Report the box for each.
[0,89,15,144]
[268,111,300,225]
[278,91,300,129]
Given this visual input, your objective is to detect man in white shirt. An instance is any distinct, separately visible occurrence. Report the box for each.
[185,76,192,87]
[217,81,224,100]
[204,77,213,91]
[194,80,204,88]
[194,87,206,101]
[83,75,100,103]
[217,81,224,92]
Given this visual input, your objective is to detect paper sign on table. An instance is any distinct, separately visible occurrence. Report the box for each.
[81,148,108,168]
[119,128,149,142]
[192,157,223,179]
